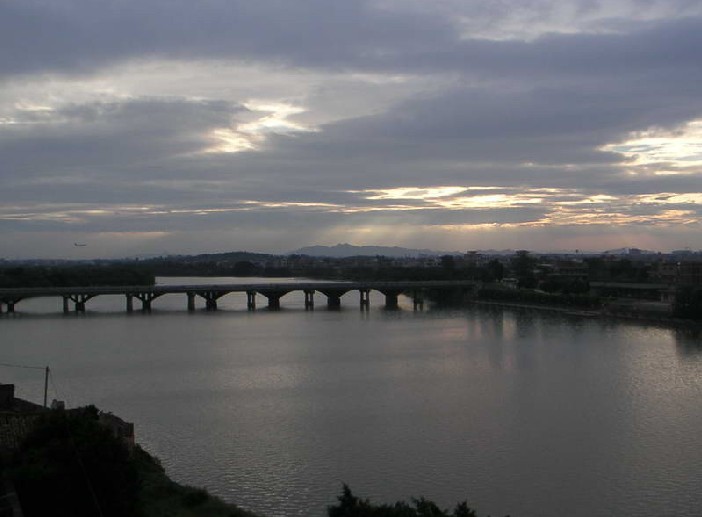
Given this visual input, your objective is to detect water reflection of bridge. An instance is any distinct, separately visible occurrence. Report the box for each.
[0,281,478,314]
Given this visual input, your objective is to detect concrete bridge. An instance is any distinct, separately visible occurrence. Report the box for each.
[0,281,478,314]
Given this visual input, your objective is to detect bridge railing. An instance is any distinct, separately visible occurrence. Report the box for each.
[0,280,478,313]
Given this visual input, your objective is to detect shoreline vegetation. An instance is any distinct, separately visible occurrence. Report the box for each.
[465,287,702,329]
[469,298,702,330]
[0,264,155,289]
[0,405,259,517]
[1,251,700,325]
[0,404,504,517]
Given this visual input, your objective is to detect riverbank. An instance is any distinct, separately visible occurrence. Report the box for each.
[0,396,260,517]
[470,299,702,330]
[134,444,260,517]
[1,397,501,517]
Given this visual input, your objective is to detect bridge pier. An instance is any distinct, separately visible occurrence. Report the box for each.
[380,290,402,310]
[1,298,21,313]
[412,289,424,311]
[259,290,291,310]
[134,292,162,312]
[320,289,349,310]
[126,294,134,313]
[304,290,315,310]
[385,293,398,309]
[246,291,256,310]
[192,290,230,311]
[64,294,94,313]
[198,291,224,311]
[359,289,370,310]
[205,293,217,311]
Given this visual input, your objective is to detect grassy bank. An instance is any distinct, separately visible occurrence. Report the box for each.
[3,406,260,517]
[134,446,259,517]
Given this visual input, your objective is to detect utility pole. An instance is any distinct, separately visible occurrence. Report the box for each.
[44,366,49,408]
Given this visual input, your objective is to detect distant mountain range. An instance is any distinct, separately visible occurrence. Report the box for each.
[291,243,467,258]
[7,245,687,265]
[291,244,672,258]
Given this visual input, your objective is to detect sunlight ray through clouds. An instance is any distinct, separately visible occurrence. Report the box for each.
[603,120,702,172]
[359,186,469,200]
[207,101,317,153]
[349,185,702,227]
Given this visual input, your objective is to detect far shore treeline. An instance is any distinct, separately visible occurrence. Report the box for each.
[0,248,656,286]
[0,264,156,288]
[1,249,700,320]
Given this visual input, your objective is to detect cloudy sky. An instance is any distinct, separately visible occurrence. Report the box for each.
[1,0,701,258]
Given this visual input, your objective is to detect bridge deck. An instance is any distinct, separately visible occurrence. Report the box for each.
[0,280,477,299]
[0,280,478,313]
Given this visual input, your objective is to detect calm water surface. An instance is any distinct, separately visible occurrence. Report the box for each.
[2,277,701,516]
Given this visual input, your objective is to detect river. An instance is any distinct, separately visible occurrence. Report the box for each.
[2,277,701,517]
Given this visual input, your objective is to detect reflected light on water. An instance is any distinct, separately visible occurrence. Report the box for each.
[1,278,701,517]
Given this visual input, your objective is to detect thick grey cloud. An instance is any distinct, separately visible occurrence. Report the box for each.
[1,3,700,89]
[2,1,701,78]
[1,98,244,174]
[0,0,455,77]
[1,1,701,257]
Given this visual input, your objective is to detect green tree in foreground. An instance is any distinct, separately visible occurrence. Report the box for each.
[328,485,510,517]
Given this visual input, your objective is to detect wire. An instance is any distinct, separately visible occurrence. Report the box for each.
[48,369,105,517]
[3,362,105,516]
[0,361,46,370]
[48,369,69,408]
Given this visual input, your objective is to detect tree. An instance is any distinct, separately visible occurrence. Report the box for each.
[440,255,456,271]
[484,259,504,282]
[8,406,140,517]
[327,485,508,517]
[510,251,537,289]
[673,287,702,320]
[232,260,258,276]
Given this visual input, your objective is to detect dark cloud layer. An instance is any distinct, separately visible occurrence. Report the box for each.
[1,99,244,178]
[3,1,701,78]
[1,1,701,256]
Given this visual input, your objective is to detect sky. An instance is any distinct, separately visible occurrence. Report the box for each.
[1,0,701,259]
